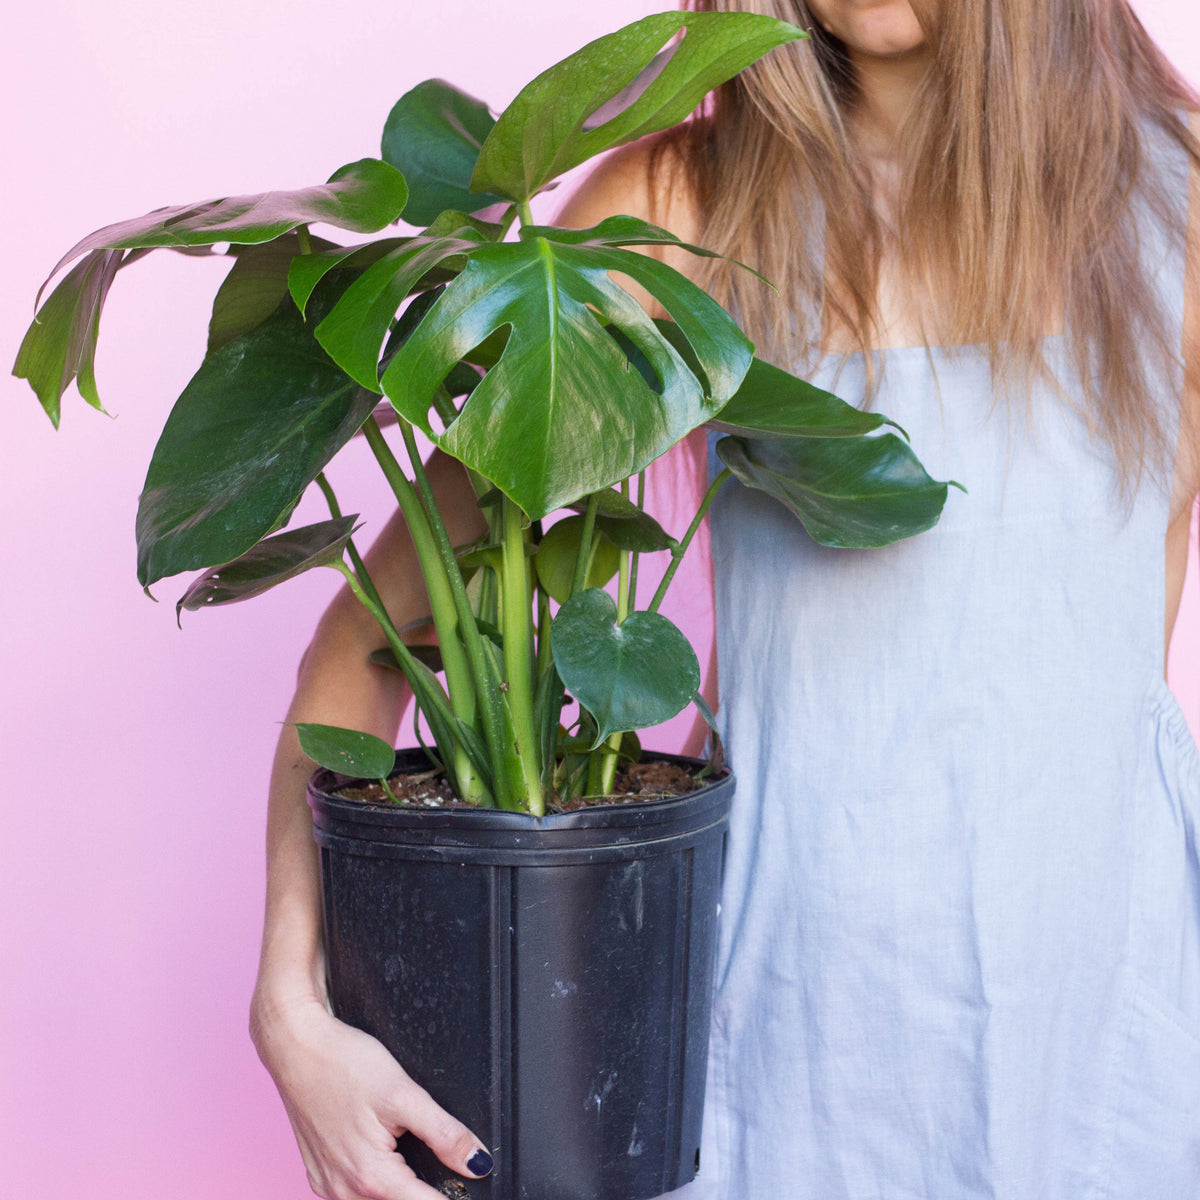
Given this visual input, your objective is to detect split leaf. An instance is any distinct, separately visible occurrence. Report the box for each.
[472,11,805,202]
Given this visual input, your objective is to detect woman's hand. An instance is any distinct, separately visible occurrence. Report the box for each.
[252,993,494,1200]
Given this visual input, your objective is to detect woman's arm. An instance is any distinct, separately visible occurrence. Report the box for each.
[250,448,493,1200]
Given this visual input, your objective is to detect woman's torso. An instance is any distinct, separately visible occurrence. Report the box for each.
[667,115,1200,1200]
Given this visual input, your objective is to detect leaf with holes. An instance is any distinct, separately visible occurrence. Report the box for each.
[472,11,805,201]
[552,588,700,747]
[381,225,752,518]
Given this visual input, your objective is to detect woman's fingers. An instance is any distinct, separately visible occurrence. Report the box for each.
[385,1078,495,1180]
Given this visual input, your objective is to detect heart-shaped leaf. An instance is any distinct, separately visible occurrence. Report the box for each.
[136,298,377,586]
[552,588,700,747]
[382,80,507,224]
[381,229,752,518]
[566,488,674,553]
[176,515,357,621]
[534,515,620,603]
[715,433,958,548]
[472,11,806,202]
[295,722,397,781]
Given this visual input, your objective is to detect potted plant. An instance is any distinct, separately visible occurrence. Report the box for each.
[14,11,959,1199]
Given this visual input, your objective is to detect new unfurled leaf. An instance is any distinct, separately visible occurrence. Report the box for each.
[552,588,700,747]
[382,80,506,224]
[381,226,752,518]
[472,11,806,201]
[175,516,357,622]
[715,433,958,548]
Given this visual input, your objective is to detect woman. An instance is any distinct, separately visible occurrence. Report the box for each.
[249,2,1200,1197]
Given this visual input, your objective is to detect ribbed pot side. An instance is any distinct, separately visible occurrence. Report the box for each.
[309,749,734,1200]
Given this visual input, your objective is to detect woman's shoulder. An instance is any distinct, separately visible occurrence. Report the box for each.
[551,128,704,246]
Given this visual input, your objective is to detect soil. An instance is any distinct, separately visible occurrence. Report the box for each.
[337,768,459,807]
[547,760,701,812]
[335,759,711,811]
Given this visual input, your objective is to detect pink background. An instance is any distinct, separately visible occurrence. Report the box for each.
[2,3,1198,1196]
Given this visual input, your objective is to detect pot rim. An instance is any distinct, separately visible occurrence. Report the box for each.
[308,747,734,840]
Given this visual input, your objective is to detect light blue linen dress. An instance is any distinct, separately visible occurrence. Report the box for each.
[671,125,1200,1199]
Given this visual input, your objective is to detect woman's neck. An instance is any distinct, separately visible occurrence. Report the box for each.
[845,42,934,161]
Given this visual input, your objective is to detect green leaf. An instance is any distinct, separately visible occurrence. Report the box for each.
[534,515,620,603]
[715,433,955,548]
[176,515,356,621]
[381,234,751,518]
[566,487,674,552]
[313,217,495,391]
[552,588,700,747]
[472,11,806,202]
[13,247,129,427]
[707,352,900,439]
[41,159,408,294]
[381,79,507,224]
[287,237,410,320]
[207,233,339,356]
[295,722,397,781]
[136,300,377,586]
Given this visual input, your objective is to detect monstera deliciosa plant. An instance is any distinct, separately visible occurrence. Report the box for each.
[15,11,956,815]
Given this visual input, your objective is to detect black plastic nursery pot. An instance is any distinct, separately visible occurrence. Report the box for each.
[308,749,734,1200]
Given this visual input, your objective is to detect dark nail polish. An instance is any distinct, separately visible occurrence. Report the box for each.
[467,1147,494,1177]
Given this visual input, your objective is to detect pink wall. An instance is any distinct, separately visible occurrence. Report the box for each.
[2,3,1198,1197]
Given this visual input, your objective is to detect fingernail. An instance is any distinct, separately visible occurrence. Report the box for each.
[467,1147,494,1177]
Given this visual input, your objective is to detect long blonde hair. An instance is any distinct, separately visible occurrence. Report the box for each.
[659,0,1200,490]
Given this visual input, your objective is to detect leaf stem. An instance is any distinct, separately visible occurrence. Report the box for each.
[590,482,633,797]
[395,418,513,808]
[315,471,382,610]
[361,415,490,803]
[500,496,543,813]
[648,467,732,615]
[628,471,644,611]
[569,493,601,598]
